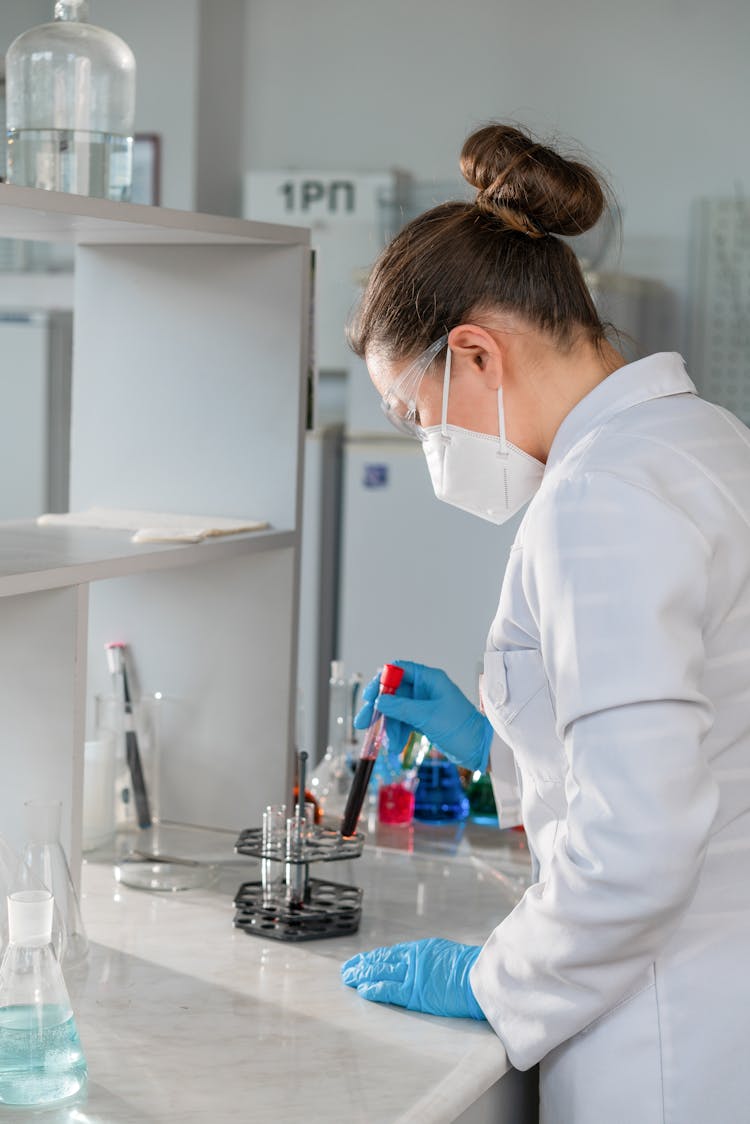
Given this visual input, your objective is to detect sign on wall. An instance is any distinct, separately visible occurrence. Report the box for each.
[244,170,408,372]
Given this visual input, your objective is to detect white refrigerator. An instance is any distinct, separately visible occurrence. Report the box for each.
[0,311,72,519]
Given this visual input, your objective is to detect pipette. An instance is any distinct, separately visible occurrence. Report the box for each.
[286,750,309,906]
[340,664,404,837]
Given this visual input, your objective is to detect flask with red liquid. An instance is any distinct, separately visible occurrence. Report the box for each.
[377,769,417,826]
[340,664,404,837]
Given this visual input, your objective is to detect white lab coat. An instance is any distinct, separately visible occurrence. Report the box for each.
[469,353,750,1124]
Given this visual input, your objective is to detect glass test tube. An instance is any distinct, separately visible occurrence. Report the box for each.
[284,811,311,907]
[261,804,286,903]
[340,664,405,837]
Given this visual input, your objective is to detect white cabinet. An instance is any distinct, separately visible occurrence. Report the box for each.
[0,185,310,873]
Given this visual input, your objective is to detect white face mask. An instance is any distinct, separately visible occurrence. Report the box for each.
[421,347,545,524]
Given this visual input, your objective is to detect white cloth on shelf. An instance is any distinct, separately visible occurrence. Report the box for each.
[37,507,269,544]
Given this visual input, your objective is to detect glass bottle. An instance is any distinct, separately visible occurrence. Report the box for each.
[310,661,352,821]
[5,0,136,201]
[21,802,88,967]
[0,890,87,1107]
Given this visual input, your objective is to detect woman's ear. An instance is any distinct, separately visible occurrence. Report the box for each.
[447,324,504,389]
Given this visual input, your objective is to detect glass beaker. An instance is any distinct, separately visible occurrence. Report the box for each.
[377,768,418,826]
[99,691,211,892]
[95,692,160,833]
[0,890,87,1107]
[21,802,88,967]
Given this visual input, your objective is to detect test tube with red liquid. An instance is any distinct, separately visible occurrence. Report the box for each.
[339,663,404,837]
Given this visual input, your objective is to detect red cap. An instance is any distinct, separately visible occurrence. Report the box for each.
[379,663,404,694]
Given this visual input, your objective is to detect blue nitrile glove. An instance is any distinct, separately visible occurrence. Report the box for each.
[354,661,493,773]
[341,938,485,1020]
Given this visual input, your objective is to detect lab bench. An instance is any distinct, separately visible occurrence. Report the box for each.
[50,823,537,1124]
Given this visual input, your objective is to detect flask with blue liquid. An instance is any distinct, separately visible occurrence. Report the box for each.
[0,890,88,1107]
[414,753,470,824]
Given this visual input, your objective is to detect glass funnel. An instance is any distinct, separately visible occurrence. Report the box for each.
[0,890,87,1107]
[21,802,88,967]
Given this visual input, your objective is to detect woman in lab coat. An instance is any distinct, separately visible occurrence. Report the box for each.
[340,123,750,1123]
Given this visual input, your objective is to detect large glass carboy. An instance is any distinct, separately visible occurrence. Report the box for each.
[5,0,136,200]
[0,891,87,1107]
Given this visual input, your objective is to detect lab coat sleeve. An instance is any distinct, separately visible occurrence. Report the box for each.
[469,470,719,1070]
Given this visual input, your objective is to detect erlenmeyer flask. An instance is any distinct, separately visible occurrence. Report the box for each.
[0,833,62,961]
[21,802,88,967]
[0,890,88,1107]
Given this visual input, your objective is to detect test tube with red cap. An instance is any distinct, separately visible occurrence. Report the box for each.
[340,663,404,837]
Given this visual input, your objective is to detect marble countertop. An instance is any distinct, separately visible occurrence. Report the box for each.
[40,822,532,1124]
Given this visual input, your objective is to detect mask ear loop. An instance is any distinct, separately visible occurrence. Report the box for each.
[497,385,510,459]
[440,346,452,443]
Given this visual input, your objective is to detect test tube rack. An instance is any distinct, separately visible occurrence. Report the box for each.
[233,826,365,942]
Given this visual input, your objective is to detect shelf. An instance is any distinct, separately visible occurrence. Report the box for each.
[0,521,296,597]
[0,184,310,247]
[0,184,309,856]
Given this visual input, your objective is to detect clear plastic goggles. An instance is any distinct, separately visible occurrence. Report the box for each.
[380,334,449,438]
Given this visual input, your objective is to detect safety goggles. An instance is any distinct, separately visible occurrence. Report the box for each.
[380,334,449,438]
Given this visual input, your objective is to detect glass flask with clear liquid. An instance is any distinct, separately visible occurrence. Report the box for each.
[310,661,353,822]
[0,890,87,1107]
[5,0,136,201]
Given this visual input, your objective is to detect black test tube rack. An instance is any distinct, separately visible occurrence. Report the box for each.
[233,825,365,942]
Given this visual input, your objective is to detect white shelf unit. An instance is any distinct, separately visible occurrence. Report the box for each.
[0,186,311,878]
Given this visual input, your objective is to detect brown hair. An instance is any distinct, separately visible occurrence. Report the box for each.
[348,123,611,361]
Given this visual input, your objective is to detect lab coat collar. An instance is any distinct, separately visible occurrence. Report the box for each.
[545,352,696,472]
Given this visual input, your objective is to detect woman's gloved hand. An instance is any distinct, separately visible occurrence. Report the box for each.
[341,938,486,1020]
[354,661,493,773]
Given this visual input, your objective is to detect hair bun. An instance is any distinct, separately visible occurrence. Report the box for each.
[460,124,605,238]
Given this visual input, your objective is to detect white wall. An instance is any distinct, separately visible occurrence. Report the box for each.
[91,0,201,212]
[195,0,246,217]
[1,0,747,346]
[0,1,51,46]
[242,0,750,354]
